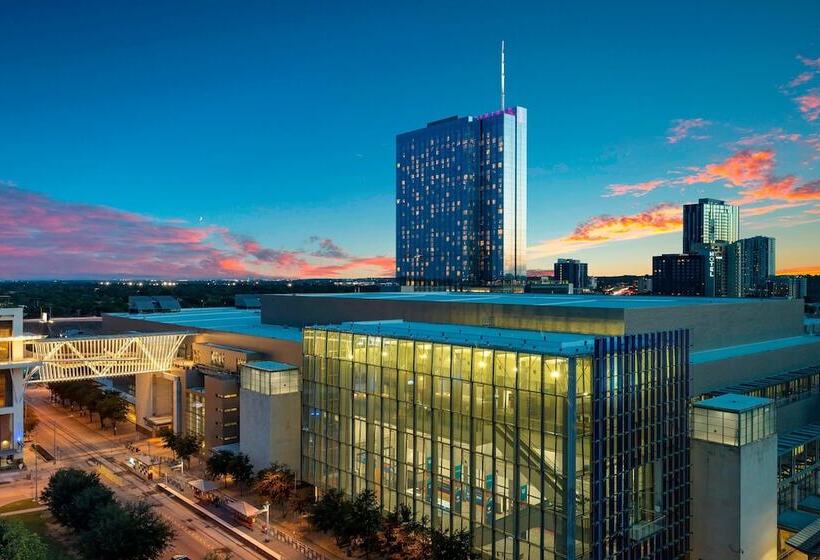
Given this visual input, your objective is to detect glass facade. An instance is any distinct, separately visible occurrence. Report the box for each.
[185,388,205,440]
[301,325,690,560]
[691,401,775,447]
[396,107,527,287]
[682,198,739,254]
[240,363,300,395]
[591,332,691,560]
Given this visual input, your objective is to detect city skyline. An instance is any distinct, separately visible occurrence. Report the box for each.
[1,1,819,279]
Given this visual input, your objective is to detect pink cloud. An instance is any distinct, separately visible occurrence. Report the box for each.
[666,118,711,144]
[680,150,774,186]
[796,91,820,122]
[0,183,394,279]
[604,179,666,198]
[789,72,815,88]
[732,129,801,148]
[797,55,820,69]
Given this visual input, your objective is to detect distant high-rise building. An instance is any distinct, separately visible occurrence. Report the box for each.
[395,107,527,287]
[554,258,589,290]
[690,242,728,297]
[682,198,739,253]
[727,236,776,297]
[652,254,705,296]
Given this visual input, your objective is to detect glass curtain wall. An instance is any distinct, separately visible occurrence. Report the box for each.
[302,327,589,560]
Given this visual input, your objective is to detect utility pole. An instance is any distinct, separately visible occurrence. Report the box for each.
[32,444,38,502]
[262,502,270,542]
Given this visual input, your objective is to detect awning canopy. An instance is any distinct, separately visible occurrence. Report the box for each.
[787,515,820,555]
[187,479,219,492]
[226,500,261,518]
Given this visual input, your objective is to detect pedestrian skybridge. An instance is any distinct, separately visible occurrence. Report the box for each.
[25,332,188,383]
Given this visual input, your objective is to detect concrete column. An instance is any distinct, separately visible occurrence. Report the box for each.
[134,373,154,433]
[11,368,25,455]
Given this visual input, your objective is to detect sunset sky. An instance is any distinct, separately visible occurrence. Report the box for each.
[1,1,818,279]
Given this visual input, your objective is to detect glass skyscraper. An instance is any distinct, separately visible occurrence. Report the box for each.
[396,107,527,287]
[682,198,739,254]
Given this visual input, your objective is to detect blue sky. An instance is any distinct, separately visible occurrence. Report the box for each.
[1,1,818,278]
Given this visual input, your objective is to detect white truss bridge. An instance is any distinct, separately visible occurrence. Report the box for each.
[26,332,188,383]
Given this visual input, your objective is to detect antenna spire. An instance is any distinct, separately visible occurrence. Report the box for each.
[500,40,506,109]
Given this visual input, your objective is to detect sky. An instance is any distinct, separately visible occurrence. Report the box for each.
[1,0,818,279]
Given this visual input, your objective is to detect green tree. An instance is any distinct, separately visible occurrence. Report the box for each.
[78,384,105,422]
[308,488,346,533]
[79,500,175,560]
[254,463,294,516]
[205,450,234,486]
[41,468,103,527]
[229,452,254,492]
[349,490,382,559]
[158,427,178,455]
[175,434,200,467]
[64,483,115,531]
[431,529,477,560]
[0,519,48,560]
[98,391,128,433]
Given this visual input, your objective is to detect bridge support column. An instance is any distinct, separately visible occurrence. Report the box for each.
[135,373,154,435]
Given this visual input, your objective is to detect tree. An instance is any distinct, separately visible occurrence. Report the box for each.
[431,529,477,560]
[349,490,382,559]
[41,468,104,527]
[254,463,294,516]
[309,488,346,533]
[23,406,39,436]
[63,483,115,531]
[78,384,105,422]
[175,434,200,467]
[230,452,254,491]
[79,500,175,560]
[159,429,200,467]
[98,391,128,433]
[205,450,234,486]
[0,519,48,560]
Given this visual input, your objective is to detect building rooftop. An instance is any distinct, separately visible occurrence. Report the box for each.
[244,360,298,372]
[107,307,302,342]
[691,336,820,364]
[196,341,262,354]
[693,393,773,413]
[710,366,820,398]
[778,423,820,456]
[288,291,769,310]
[312,320,596,356]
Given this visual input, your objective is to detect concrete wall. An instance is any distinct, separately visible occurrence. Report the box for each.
[262,294,628,336]
[262,294,804,352]
[691,342,820,396]
[239,388,301,475]
[626,299,805,351]
[691,435,777,560]
[203,374,239,450]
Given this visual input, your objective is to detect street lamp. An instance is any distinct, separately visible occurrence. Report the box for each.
[260,501,270,542]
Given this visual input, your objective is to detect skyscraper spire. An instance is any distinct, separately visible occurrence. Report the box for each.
[500,40,506,109]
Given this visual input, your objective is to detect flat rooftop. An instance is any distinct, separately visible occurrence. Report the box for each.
[691,335,820,364]
[693,393,773,413]
[244,360,298,372]
[313,320,596,356]
[289,291,764,310]
[107,307,302,342]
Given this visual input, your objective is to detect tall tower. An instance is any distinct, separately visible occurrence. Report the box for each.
[395,107,527,287]
[682,198,739,253]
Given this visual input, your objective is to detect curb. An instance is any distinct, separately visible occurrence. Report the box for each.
[157,483,283,560]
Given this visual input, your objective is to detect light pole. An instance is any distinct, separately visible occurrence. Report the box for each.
[31,443,38,502]
[261,502,270,542]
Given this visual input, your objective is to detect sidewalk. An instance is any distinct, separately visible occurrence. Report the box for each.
[160,471,346,560]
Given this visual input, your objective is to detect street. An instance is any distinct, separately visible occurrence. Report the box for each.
[9,385,305,560]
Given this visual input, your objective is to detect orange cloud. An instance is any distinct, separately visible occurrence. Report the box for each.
[604,179,666,197]
[528,203,681,260]
[796,92,820,122]
[681,150,774,186]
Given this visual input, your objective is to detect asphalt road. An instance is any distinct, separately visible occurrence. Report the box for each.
[17,386,290,560]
